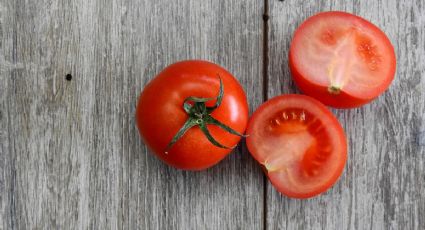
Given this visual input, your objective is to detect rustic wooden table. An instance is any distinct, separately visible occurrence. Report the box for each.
[1,0,424,229]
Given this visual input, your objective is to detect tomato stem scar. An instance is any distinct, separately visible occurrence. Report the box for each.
[328,85,341,95]
[165,75,246,152]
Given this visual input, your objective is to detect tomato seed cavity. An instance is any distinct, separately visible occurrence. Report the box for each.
[269,109,309,127]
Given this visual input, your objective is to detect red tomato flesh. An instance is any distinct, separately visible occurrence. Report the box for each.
[246,95,347,198]
[289,11,396,108]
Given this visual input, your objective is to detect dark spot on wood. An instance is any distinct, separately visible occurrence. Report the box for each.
[262,14,269,21]
[66,74,72,81]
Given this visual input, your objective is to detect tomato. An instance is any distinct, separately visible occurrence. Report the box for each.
[289,11,396,108]
[246,94,347,198]
[136,60,248,170]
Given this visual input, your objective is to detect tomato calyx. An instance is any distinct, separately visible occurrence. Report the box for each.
[165,77,246,153]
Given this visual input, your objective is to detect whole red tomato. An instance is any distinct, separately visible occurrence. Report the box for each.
[136,60,248,170]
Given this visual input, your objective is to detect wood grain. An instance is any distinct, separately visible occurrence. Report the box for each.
[0,0,264,229]
[266,0,425,229]
[2,0,425,229]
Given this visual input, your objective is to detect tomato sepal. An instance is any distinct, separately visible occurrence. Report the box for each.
[165,76,246,153]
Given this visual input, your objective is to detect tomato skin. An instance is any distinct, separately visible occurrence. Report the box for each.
[246,94,347,198]
[289,11,396,108]
[136,60,248,170]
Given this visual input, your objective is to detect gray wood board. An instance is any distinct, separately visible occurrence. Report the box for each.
[267,0,425,229]
[2,0,425,229]
[0,0,264,229]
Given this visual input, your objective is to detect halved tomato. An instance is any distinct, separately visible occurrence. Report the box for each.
[289,11,396,108]
[246,94,347,198]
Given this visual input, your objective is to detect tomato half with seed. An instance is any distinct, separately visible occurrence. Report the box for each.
[289,11,396,108]
[246,94,347,198]
[136,60,248,170]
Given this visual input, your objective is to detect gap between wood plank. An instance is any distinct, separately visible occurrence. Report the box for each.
[262,0,269,230]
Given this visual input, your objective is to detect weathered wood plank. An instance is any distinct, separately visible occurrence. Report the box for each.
[266,0,425,229]
[0,0,264,229]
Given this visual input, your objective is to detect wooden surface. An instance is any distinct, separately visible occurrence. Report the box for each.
[0,0,423,229]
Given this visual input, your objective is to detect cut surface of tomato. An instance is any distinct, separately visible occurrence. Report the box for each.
[289,11,396,108]
[246,95,347,198]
